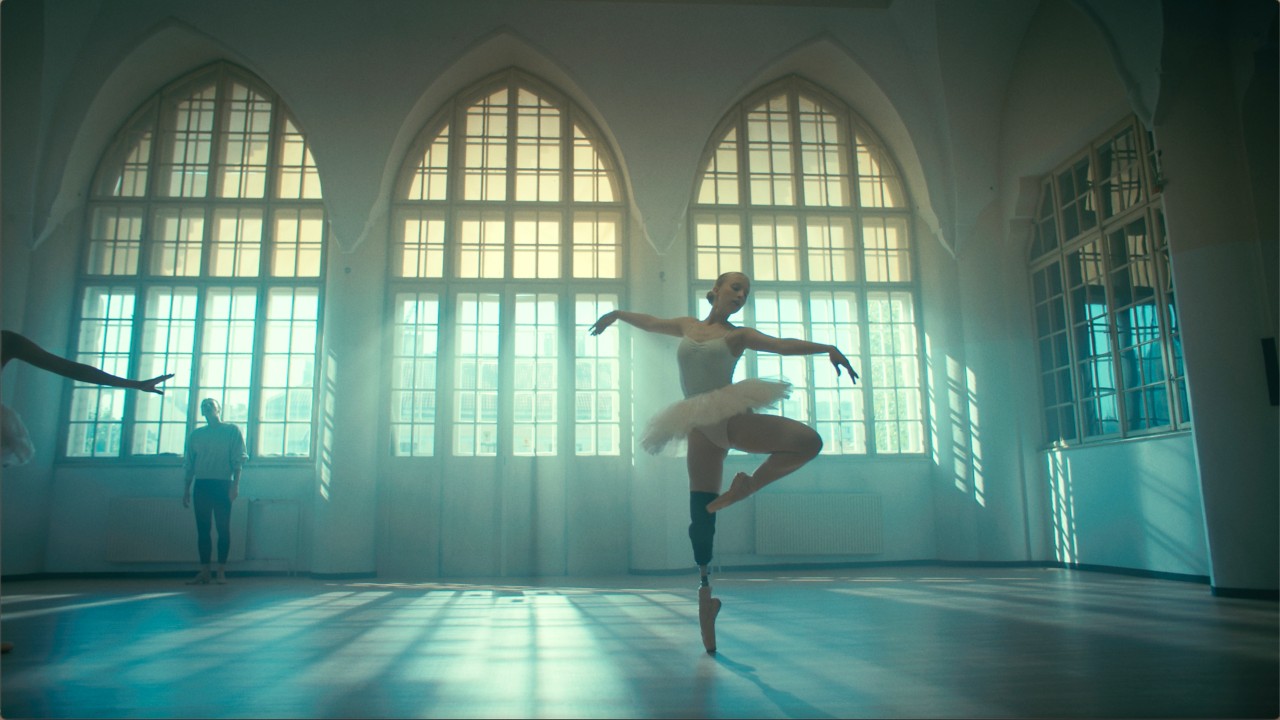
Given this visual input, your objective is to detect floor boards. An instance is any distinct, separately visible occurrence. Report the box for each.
[1,566,1276,718]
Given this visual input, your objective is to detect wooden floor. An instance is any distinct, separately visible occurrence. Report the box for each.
[1,566,1275,719]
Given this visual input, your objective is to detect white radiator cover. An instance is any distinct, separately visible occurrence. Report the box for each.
[755,493,883,555]
[105,496,251,563]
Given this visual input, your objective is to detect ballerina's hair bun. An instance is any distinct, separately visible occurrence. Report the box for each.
[706,290,715,304]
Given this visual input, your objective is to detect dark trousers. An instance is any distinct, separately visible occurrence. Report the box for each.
[193,478,233,564]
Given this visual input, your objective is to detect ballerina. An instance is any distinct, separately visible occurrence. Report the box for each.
[589,271,856,652]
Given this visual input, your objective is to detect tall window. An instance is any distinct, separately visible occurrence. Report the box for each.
[1029,116,1188,445]
[690,77,924,455]
[69,63,325,459]
[389,69,626,457]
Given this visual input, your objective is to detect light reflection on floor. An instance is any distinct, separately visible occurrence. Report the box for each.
[1,567,1275,719]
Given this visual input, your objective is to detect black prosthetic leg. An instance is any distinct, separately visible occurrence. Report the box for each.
[690,491,722,653]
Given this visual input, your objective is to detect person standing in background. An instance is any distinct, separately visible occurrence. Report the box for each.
[183,398,247,585]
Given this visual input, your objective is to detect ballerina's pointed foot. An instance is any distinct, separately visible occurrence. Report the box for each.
[706,472,757,514]
[698,585,722,654]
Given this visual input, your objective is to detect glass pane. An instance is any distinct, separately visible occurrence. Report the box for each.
[572,124,617,202]
[391,293,439,456]
[454,293,501,456]
[86,207,143,275]
[408,124,451,201]
[746,94,794,206]
[693,213,743,281]
[277,116,322,200]
[862,215,911,282]
[797,96,850,207]
[805,216,855,282]
[158,84,216,198]
[571,211,620,279]
[512,211,560,279]
[750,215,800,281]
[150,207,204,276]
[513,88,561,202]
[209,208,263,277]
[575,293,620,455]
[462,88,508,202]
[133,287,196,455]
[396,209,447,278]
[696,129,739,205]
[456,210,506,279]
[271,208,324,277]
[67,288,136,457]
[216,82,272,199]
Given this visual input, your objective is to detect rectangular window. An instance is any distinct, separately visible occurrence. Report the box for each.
[133,287,197,455]
[575,294,620,456]
[696,130,740,206]
[512,294,558,456]
[159,86,216,198]
[454,293,501,456]
[216,83,272,199]
[1154,210,1189,424]
[797,98,849,207]
[277,118,322,200]
[1066,241,1119,438]
[809,291,864,454]
[855,141,903,208]
[750,214,801,281]
[867,291,923,453]
[271,208,324,278]
[862,215,912,282]
[804,216,855,282]
[1097,124,1144,220]
[86,207,143,276]
[258,288,317,457]
[1056,156,1098,241]
[1032,262,1077,442]
[67,288,136,457]
[571,211,621,279]
[462,89,508,202]
[746,96,795,206]
[572,125,617,202]
[513,89,561,202]
[150,207,205,277]
[693,213,743,281]
[407,126,450,202]
[456,211,506,279]
[209,208,263,277]
[391,293,440,456]
[198,287,257,425]
[512,211,560,279]
[396,209,447,279]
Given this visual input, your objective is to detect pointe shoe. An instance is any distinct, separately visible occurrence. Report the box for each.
[698,585,722,654]
[186,571,210,585]
[706,473,756,513]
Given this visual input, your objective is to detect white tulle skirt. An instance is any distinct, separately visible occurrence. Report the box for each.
[2,402,34,467]
[641,379,791,454]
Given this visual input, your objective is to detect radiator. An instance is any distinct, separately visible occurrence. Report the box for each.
[755,493,883,555]
[105,496,248,563]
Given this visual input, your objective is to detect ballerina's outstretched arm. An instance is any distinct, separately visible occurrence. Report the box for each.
[737,327,858,383]
[589,310,688,338]
[1,330,174,394]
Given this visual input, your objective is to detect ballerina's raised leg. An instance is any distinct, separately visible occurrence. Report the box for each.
[706,413,823,514]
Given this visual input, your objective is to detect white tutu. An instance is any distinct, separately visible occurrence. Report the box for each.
[641,378,791,454]
[2,402,35,467]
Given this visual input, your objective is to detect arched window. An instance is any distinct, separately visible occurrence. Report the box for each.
[389,69,626,457]
[69,62,325,459]
[690,77,924,455]
[1029,116,1188,444]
